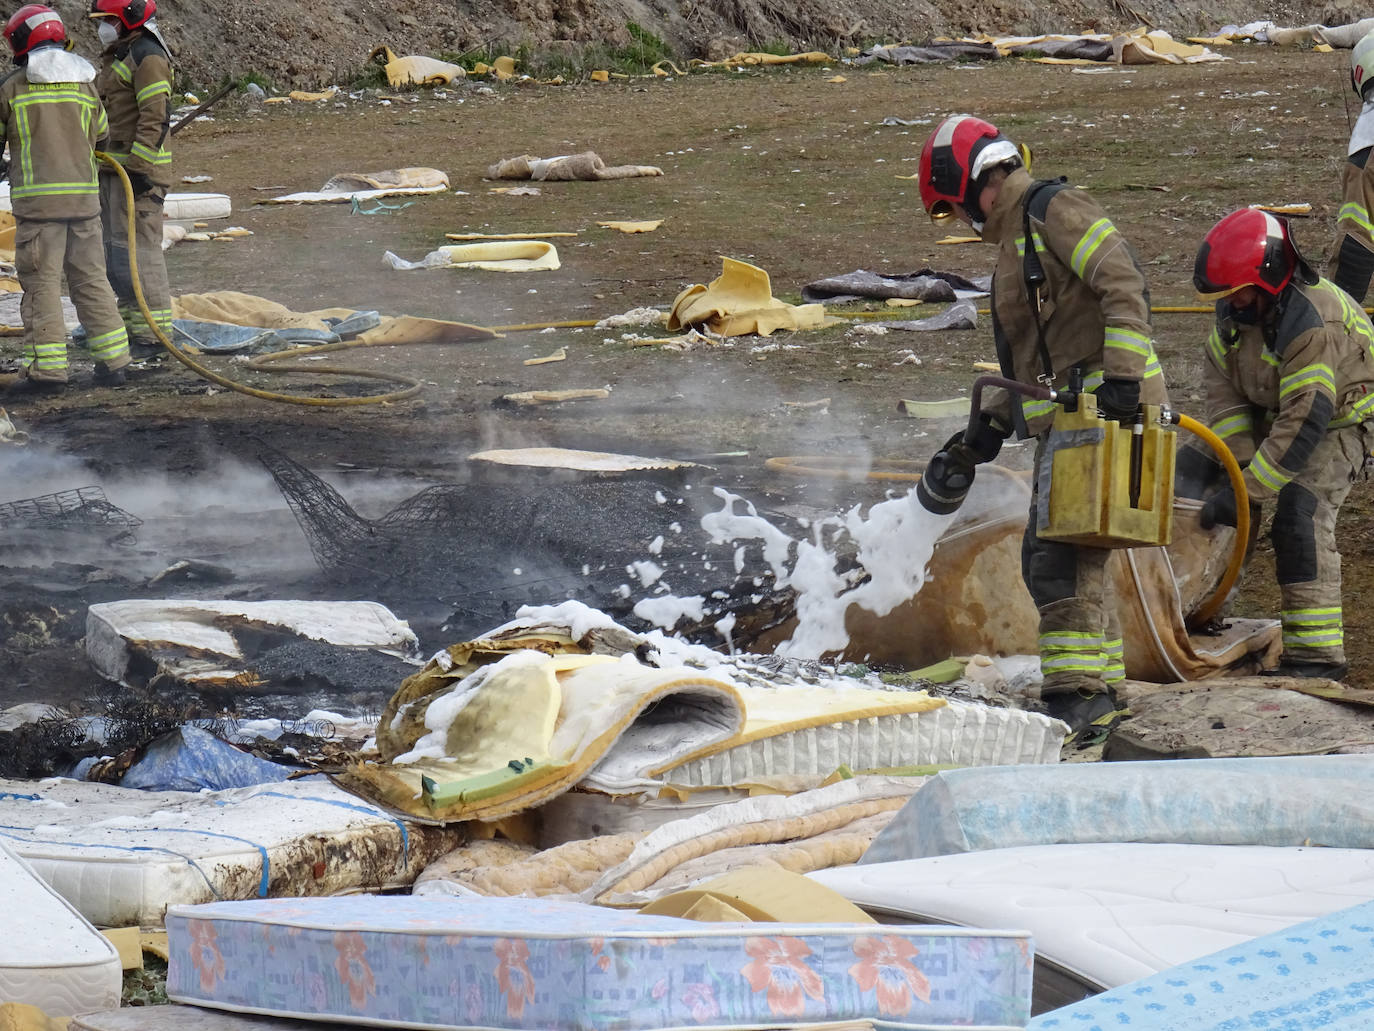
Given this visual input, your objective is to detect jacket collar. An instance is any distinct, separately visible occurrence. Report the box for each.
[982,166,1033,243]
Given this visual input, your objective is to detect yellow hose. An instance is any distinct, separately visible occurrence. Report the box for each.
[96,153,428,406]
[1176,413,1250,626]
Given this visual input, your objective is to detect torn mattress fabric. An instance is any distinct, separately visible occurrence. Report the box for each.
[337,604,1066,823]
[264,167,449,204]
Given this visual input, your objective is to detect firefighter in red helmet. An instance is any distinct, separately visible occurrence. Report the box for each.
[915,114,1169,735]
[0,4,131,391]
[89,0,174,353]
[1192,208,1374,681]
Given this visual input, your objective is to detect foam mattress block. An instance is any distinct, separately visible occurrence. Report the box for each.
[812,842,1374,995]
[1,838,121,1014]
[0,777,462,927]
[166,895,1033,1030]
[861,754,1374,864]
[1029,898,1374,1030]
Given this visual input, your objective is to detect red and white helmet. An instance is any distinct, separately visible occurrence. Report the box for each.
[89,0,155,31]
[1193,208,1301,301]
[1353,28,1374,100]
[917,114,1020,222]
[4,4,66,58]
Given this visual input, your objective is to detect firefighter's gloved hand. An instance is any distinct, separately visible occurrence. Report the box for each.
[126,171,153,197]
[1200,486,1238,529]
[916,432,980,515]
[966,413,1011,464]
[1093,378,1141,422]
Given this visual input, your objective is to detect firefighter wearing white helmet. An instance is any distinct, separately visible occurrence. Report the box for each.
[1329,28,1374,302]
[1194,208,1374,681]
[89,0,174,353]
[914,114,1169,736]
[0,4,131,391]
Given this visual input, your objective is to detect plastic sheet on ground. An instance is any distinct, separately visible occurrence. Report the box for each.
[85,598,419,690]
[486,151,663,181]
[669,257,829,336]
[1028,899,1374,1029]
[802,267,991,304]
[861,300,978,333]
[384,239,560,272]
[263,167,449,204]
[119,725,297,792]
[860,755,1374,864]
[369,44,465,86]
[856,28,1223,66]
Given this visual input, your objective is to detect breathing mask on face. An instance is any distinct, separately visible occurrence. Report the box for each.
[1222,298,1261,325]
[96,20,120,47]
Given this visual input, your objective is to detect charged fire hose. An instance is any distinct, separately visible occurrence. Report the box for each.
[95,152,425,407]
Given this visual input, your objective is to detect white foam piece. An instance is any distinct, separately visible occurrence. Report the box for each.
[1,837,121,1014]
[811,842,1374,992]
[163,192,231,221]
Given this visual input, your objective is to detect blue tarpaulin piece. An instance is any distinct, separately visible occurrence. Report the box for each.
[121,725,298,792]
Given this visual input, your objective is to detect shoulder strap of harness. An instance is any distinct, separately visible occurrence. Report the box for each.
[1021,176,1069,385]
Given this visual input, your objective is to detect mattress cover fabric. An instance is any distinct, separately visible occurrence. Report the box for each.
[0,778,461,926]
[166,895,1033,1030]
[1028,898,1374,1030]
[813,842,1374,991]
[0,838,121,1014]
[861,754,1374,864]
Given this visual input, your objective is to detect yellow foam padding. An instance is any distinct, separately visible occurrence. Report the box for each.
[0,1004,68,1031]
[1250,202,1312,216]
[173,290,497,343]
[436,241,560,272]
[690,51,831,68]
[0,210,14,262]
[446,231,578,240]
[598,219,663,233]
[370,45,465,87]
[642,868,876,924]
[473,56,517,79]
[673,894,754,922]
[288,87,339,102]
[827,75,847,83]
[524,347,566,365]
[937,235,983,245]
[101,926,143,970]
[139,928,169,962]
[590,70,610,83]
[324,167,449,191]
[648,683,945,777]
[343,654,745,823]
[667,257,828,337]
[501,388,610,405]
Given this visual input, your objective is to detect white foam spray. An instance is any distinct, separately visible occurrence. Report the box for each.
[701,486,958,659]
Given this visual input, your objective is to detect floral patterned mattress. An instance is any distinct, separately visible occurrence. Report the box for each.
[166,895,1032,1030]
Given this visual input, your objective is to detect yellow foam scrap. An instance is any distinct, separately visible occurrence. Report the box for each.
[369,44,466,87]
[288,86,339,102]
[894,173,919,180]
[885,297,922,307]
[489,186,541,196]
[263,96,290,105]
[474,55,518,79]
[598,219,663,233]
[139,928,169,962]
[501,388,609,405]
[524,347,566,365]
[1187,35,1234,44]
[642,869,877,924]
[590,70,610,82]
[667,256,827,337]
[446,231,579,240]
[436,240,561,272]
[827,75,847,83]
[652,60,690,76]
[1315,43,1334,52]
[695,51,832,68]
[898,397,973,418]
[1250,202,1312,216]
[668,894,754,922]
[101,927,143,970]
[0,1003,69,1031]
[973,360,1001,372]
[937,235,983,245]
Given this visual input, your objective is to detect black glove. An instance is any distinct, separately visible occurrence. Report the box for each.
[965,412,1012,464]
[126,170,153,197]
[1200,486,1238,529]
[1093,377,1141,422]
[916,431,979,515]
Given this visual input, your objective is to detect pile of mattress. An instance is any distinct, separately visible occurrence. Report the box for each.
[0,777,463,926]
[166,894,1034,1029]
[0,838,121,1015]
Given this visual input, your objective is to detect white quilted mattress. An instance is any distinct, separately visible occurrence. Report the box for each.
[0,777,460,927]
[2,837,121,1015]
[163,192,231,221]
[811,842,1374,992]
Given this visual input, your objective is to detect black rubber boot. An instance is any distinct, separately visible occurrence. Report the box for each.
[1042,688,1120,736]
[1262,660,1349,681]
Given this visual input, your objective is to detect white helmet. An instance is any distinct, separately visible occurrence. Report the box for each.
[1352,29,1374,100]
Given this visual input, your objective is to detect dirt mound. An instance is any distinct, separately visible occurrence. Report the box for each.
[43,0,1367,91]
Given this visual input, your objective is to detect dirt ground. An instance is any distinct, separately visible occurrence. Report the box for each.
[2,45,1373,730]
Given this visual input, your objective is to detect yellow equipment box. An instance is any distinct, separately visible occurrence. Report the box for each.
[1038,394,1176,548]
